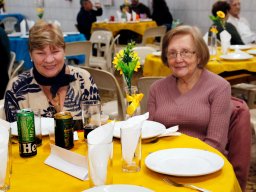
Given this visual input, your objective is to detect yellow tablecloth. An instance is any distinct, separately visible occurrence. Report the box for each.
[92,21,157,36]
[9,132,241,192]
[143,52,256,77]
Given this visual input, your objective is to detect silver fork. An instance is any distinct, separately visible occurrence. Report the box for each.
[163,177,211,192]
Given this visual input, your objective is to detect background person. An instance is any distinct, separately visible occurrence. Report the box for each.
[211,1,244,45]
[4,21,100,125]
[148,25,232,155]
[151,0,173,31]
[0,26,10,99]
[226,0,256,44]
[130,0,151,18]
[76,0,103,39]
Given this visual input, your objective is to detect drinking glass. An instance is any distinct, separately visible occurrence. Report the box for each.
[32,109,42,146]
[120,122,142,172]
[81,100,101,139]
[0,128,12,192]
[88,141,113,187]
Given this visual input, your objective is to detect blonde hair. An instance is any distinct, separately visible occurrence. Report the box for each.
[161,25,209,68]
[28,20,65,52]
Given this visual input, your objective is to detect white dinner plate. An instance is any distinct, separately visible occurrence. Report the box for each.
[220,52,253,60]
[113,120,166,139]
[7,32,22,37]
[229,44,252,50]
[63,31,80,36]
[145,148,224,177]
[83,184,153,192]
[152,51,161,57]
[11,117,54,136]
[247,49,256,55]
[139,18,152,22]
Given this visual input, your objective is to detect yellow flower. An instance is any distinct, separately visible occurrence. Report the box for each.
[112,41,141,92]
[217,11,225,19]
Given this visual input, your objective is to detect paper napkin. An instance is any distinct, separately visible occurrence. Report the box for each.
[121,112,149,163]
[44,144,88,180]
[0,119,10,186]
[158,125,181,137]
[87,122,115,186]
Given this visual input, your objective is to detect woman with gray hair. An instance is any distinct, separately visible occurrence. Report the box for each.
[4,21,100,127]
[148,25,232,155]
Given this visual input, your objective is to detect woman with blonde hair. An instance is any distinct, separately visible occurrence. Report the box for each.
[4,21,99,127]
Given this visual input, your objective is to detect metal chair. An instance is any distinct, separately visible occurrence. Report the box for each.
[0,16,18,34]
[65,41,92,67]
[137,76,164,114]
[141,25,167,50]
[81,66,126,121]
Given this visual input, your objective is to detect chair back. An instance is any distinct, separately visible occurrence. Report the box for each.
[0,99,5,120]
[132,46,156,66]
[142,25,167,49]
[8,51,16,79]
[0,16,18,34]
[65,41,92,67]
[89,30,114,71]
[10,60,24,79]
[227,97,251,192]
[137,76,164,114]
[81,66,126,120]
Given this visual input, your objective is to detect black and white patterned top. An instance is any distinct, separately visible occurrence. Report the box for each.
[4,66,100,122]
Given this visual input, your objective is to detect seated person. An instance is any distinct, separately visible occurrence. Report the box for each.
[0,26,10,99]
[130,0,151,18]
[76,0,102,39]
[148,25,232,155]
[210,1,244,45]
[152,0,173,31]
[4,21,100,128]
[120,3,131,21]
[227,0,256,44]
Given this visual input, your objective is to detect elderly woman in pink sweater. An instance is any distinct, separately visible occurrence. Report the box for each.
[148,25,232,155]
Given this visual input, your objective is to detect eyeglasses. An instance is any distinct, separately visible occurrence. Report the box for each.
[167,50,196,59]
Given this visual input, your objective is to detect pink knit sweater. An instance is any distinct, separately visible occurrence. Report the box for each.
[148,69,232,155]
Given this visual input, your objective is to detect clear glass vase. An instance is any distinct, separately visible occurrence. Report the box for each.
[124,86,140,119]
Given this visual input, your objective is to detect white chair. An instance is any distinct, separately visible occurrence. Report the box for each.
[0,99,5,120]
[137,76,164,114]
[65,41,92,67]
[81,66,126,120]
[141,25,167,50]
[132,46,157,66]
[8,51,16,79]
[10,60,24,79]
[89,30,113,71]
[0,16,18,34]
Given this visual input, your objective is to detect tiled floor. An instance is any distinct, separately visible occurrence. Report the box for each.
[100,69,256,191]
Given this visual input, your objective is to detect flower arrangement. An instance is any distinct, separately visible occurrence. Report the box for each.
[209,11,226,30]
[112,41,143,116]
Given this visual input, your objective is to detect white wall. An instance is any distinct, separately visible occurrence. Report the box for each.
[5,0,256,35]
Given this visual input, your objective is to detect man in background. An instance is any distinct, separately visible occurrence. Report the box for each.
[0,27,10,99]
[130,0,151,18]
[226,0,256,44]
[76,0,102,39]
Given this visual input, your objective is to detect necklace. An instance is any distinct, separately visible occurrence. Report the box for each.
[42,86,61,112]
